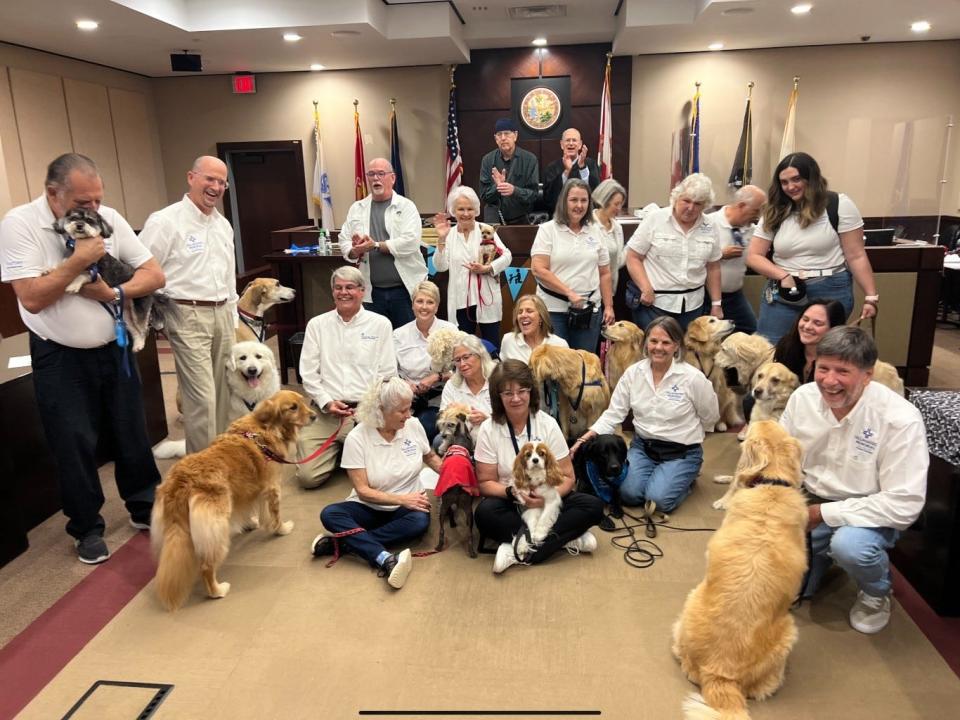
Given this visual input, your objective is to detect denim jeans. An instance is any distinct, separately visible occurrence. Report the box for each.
[630,303,704,335]
[365,285,414,329]
[320,501,430,566]
[702,290,757,335]
[456,307,502,352]
[757,271,853,344]
[622,437,704,512]
[803,523,899,599]
[549,308,602,353]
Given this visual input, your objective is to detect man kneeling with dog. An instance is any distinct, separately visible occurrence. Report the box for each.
[780,326,927,634]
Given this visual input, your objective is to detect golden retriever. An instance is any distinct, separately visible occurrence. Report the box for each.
[151,390,316,611]
[873,360,905,396]
[684,316,737,431]
[529,344,610,443]
[715,332,776,427]
[601,320,644,390]
[673,421,808,719]
[236,277,296,343]
[736,361,800,441]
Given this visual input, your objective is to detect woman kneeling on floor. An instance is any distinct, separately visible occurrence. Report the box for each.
[574,316,719,515]
[474,360,605,573]
[311,376,443,589]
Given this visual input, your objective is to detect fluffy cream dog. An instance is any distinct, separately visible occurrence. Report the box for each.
[673,420,808,719]
[684,316,737,431]
[601,320,644,390]
[226,341,281,421]
[426,327,465,373]
[511,442,565,555]
[151,390,315,611]
[528,344,610,443]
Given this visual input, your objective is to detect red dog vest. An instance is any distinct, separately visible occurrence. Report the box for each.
[434,445,479,497]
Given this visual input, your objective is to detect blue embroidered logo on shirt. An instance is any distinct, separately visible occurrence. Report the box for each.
[853,427,878,455]
[400,439,418,456]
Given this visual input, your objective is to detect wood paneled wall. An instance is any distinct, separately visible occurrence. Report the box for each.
[455,44,632,203]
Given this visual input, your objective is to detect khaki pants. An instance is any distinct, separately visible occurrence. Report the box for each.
[295,410,357,488]
[165,303,234,454]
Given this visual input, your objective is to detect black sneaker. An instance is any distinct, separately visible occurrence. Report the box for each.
[76,534,110,565]
[377,549,412,589]
[310,534,335,557]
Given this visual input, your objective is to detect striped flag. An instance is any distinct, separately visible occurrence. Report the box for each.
[780,79,799,160]
[444,72,463,200]
[311,103,335,229]
[354,102,368,201]
[597,55,613,181]
[686,84,701,176]
[389,100,406,196]
[728,85,754,188]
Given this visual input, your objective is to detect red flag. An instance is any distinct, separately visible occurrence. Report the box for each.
[354,103,368,201]
[444,71,463,200]
[597,56,613,181]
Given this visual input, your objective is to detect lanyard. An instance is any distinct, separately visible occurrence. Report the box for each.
[507,415,533,456]
[99,286,132,377]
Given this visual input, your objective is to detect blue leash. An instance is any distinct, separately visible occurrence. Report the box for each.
[99,286,132,377]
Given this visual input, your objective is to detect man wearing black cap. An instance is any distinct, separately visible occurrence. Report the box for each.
[478,118,539,225]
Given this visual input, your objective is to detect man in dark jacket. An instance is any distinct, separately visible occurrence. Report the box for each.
[478,118,539,225]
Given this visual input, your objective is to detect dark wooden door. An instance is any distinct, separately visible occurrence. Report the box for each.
[217,141,310,274]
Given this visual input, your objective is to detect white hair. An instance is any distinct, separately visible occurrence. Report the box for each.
[330,265,364,292]
[446,186,481,215]
[669,172,715,207]
[592,178,626,210]
[355,376,413,428]
[448,333,497,388]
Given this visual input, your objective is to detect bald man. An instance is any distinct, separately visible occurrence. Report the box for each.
[140,155,238,453]
[703,185,766,334]
[541,128,601,214]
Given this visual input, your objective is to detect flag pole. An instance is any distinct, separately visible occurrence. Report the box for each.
[933,114,955,245]
[312,100,320,229]
[744,82,754,184]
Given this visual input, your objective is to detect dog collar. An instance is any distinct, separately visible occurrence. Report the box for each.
[745,477,793,489]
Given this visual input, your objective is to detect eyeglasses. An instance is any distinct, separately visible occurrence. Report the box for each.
[452,353,477,364]
[499,388,531,399]
[365,170,394,179]
[194,173,229,189]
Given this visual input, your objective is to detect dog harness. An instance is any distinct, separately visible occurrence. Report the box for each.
[433,445,479,497]
[231,419,344,465]
[238,308,267,343]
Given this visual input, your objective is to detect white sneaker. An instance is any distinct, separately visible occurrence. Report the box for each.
[564,531,598,555]
[493,542,520,574]
[385,549,413,589]
[849,591,891,634]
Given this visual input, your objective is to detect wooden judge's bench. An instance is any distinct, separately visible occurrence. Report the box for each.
[266,223,944,387]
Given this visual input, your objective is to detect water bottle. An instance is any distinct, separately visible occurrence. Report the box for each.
[319,229,329,254]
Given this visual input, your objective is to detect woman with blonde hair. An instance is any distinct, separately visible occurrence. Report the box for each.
[432,186,512,349]
[312,376,442,590]
[499,294,569,363]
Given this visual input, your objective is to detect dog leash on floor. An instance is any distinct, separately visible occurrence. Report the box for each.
[604,509,719,570]
[232,415,347,465]
[324,527,366,568]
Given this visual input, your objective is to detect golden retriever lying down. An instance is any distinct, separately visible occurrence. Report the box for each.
[684,316,737,431]
[151,390,316,611]
[672,421,808,720]
[601,320,644,390]
[529,344,610,442]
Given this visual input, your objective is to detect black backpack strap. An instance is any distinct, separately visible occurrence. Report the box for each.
[826,191,839,236]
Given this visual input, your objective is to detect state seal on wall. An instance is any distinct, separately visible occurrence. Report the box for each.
[520,87,562,131]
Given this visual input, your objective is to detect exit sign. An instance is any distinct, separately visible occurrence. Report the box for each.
[232,74,256,94]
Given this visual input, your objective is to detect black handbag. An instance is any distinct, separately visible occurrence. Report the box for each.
[566,300,597,330]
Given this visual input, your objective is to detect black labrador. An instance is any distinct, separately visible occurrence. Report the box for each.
[573,434,627,529]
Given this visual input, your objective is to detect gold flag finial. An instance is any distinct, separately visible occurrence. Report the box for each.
[793,76,800,89]
[353,98,359,109]
[390,97,397,108]
[695,81,701,89]
[312,99,318,109]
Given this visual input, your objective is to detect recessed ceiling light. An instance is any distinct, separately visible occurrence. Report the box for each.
[708,42,724,51]
[283,32,302,42]
[911,20,931,33]
[791,3,813,14]
[310,64,325,71]
[532,37,547,46]
[76,20,98,31]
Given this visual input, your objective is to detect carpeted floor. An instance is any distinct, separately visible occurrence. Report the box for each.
[2,329,960,719]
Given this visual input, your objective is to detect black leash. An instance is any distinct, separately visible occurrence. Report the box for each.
[604,509,719,570]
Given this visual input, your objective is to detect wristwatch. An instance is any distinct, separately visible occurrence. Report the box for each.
[112,287,122,304]
[374,241,382,251]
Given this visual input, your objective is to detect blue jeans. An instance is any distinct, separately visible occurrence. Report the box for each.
[320,501,430,566]
[630,303,704,334]
[622,437,704,512]
[364,285,414,329]
[757,271,853,344]
[456,307,502,352]
[702,290,757,335]
[549,308,602,353]
[803,523,899,599]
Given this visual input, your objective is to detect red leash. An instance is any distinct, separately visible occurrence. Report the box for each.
[232,415,347,465]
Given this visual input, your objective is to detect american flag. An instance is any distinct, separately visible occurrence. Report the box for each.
[445,75,463,199]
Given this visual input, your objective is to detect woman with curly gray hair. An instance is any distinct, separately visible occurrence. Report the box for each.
[312,376,442,590]
[624,172,724,332]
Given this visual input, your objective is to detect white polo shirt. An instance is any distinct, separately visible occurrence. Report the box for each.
[0,195,153,348]
[590,358,719,445]
[138,195,236,303]
[340,417,430,510]
[300,307,397,409]
[531,219,610,312]
[708,207,754,293]
[393,316,457,382]
[440,376,492,416]
[626,206,722,313]
[499,332,569,364]
[780,381,927,531]
[753,193,863,272]
[474,410,569,486]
